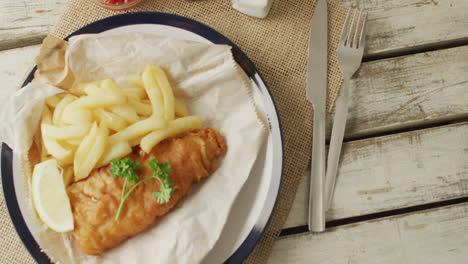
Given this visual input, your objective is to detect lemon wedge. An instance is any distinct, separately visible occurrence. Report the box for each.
[32,159,74,232]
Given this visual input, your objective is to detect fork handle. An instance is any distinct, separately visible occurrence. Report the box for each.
[309,106,326,232]
[325,78,350,210]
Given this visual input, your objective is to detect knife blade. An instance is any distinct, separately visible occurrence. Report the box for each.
[306,0,327,232]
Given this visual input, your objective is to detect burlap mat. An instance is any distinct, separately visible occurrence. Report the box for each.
[0,0,348,263]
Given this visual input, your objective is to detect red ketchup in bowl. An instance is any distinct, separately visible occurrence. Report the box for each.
[96,0,143,10]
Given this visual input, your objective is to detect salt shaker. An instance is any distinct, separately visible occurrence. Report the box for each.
[232,0,274,19]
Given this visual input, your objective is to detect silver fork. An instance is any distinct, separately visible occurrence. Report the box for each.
[325,8,367,209]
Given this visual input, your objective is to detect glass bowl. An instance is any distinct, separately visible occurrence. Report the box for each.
[96,0,144,11]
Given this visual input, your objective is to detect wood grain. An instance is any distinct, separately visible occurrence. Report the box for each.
[332,45,468,140]
[0,0,66,50]
[2,0,468,55]
[338,0,468,57]
[285,122,468,228]
[271,203,468,263]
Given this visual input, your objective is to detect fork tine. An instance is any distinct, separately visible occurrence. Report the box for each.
[359,12,368,48]
[347,9,358,46]
[353,10,363,48]
[340,8,352,43]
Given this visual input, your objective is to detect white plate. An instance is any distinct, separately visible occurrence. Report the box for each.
[1,12,283,264]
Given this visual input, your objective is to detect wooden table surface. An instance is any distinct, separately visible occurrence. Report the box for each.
[1,0,467,263]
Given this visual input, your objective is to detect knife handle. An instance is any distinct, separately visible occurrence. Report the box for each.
[325,78,350,210]
[309,107,326,232]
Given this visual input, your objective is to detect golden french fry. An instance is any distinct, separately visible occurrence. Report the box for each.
[53,94,76,125]
[74,123,98,173]
[126,74,144,88]
[62,166,74,186]
[69,80,104,96]
[129,137,142,147]
[74,123,99,181]
[175,98,189,117]
[94,108,127,132]
[123,86,147,99]
[83,83,102,96]
[109,104,139,124]
[63,93,126,113]
[41,124,90,140]
[76,124,108,181]
[41,105,75,165]
[140,115,202,153]
[45,95,62,109]
[128,97,153,117]
[152,66,175,120]
[69,84,87,96]
[61,108,93,126]
[142,66,164,118]
[101,79,126,98]
[64,139,82,146]
[58,141,79,162]
[109,117,167,144]
[62,80,126,118]
[97,141,132,168]
[41,126,72,164]
[42,136,72,165]
[37,70,202,183]
[58,139,78,150]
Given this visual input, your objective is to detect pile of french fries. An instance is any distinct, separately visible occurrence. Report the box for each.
[38,66,202,184]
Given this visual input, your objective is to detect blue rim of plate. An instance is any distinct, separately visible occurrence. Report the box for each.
[1,12,284,264]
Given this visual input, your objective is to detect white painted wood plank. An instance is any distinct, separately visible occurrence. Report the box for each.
[271,203,468,264]
[285,122,468,228]
[1,0,468,56]
[336,45,468,139]
[0,0,66,50]
[338,0,468,57]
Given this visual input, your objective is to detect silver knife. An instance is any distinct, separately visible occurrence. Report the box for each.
[306,0,327,232]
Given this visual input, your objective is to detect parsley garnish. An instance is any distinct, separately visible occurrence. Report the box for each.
[149,158,173,204]
[109,157,173,221]
[110,158,141,183]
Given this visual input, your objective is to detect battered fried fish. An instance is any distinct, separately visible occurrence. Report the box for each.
[66,127,227,255]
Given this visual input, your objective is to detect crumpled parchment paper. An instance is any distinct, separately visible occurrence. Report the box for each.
[2,32,267,264]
